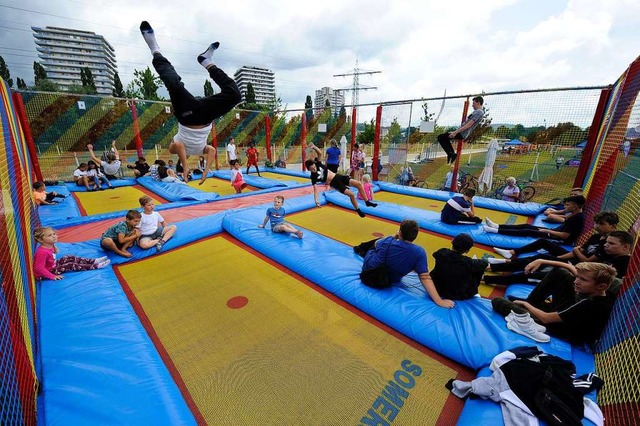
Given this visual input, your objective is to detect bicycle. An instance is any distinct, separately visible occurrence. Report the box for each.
[458,170,478,192]
[395,173,428,189]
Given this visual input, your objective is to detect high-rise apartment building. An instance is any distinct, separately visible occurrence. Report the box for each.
[32,26,117,95]
[314,87,345,116]
[233,66,276,106]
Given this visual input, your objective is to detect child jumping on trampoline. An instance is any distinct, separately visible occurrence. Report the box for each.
[305,143,377,218]
[100,210,142,258]
[33,227,110,280]
[140,21,241,185]
[259,195,303,238]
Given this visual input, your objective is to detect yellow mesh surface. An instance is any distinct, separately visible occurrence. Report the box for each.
[260,171,310,183]
[73,186,163,215]
[186,177,256,195]
[373,191,530,224]
[288,206,498,297]
[118,237,458,424]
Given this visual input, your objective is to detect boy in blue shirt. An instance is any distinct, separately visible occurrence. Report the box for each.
[441,188,482,224]
[259,195,303,238]
[100,210,142,258]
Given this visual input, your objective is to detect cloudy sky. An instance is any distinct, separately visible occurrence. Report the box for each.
[1,0,639,115]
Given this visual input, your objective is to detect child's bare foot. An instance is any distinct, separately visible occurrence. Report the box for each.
[295,230,303,238]
[116,249,133,258]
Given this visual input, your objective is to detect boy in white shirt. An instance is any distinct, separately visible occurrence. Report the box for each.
[137,195,177,252]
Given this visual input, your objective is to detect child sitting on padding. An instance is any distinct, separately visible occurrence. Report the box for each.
[441,188,482,224]
[137,195,177,251]
[230,159,247,193]
[357,174,374,201]
[430,233,488,300]
[33,227,110,280]
[100,210,142,258]
[33,182,66,205]
[259,195,303,238]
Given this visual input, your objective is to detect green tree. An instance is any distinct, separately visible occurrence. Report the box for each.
[245,82,256,104]
[124,80,141,98]
[112,72,124,97]
[80,67,97,94]
[131,67,163,100]
[304,95,313,122]
[339,105,346,119]
[421,102,435,122]
[385,117,403,145]
[204,80,214,97]
[16,77,27,90]
[34,61,47,85]
[0,55,13,87]
[67,84,91,94]
[32,79,59,92]
[357,119,376,145]
[494,125,510,139]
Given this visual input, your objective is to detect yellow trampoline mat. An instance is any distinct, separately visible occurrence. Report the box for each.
[73,186,163,216]
[260,171,310,183]
[186,177,257,195]
[288,206,498,297]
[373,191,531,225]
[118,236,459,424]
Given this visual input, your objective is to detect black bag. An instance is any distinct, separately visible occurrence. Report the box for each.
[360,265,390,288]
[359,238,392,288]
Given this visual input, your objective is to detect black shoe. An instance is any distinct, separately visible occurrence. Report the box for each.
[356,209,366,218]
[365,200,377,207]
[450,153,457,164]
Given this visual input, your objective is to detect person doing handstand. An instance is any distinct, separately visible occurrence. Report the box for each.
[140,21,241,185]
[305,143,377,218]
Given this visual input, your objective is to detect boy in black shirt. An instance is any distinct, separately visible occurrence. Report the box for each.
[492,262,617,346]
[483,211,619,285]
[431,233,488,300]
[486,195,586,259]
[305,144,376,217]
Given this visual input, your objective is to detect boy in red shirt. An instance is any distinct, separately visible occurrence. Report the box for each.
[245,141,261,176]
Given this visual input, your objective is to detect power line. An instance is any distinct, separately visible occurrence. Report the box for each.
[333,59,381,106]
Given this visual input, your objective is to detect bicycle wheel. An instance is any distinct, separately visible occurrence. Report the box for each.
[493,185,506,200]
[414,180,428,189]
[521,186,536,202]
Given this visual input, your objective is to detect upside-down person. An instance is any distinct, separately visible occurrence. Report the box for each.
[139,21,241,184]
[305,143,377,218]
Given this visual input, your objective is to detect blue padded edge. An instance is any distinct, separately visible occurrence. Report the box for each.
[220,198,574,369]
[323,190,539,249]
[39,214,226,424]
[136,176,219,202]
[64,178,136,191]
[35,185,82,226]
[211,170,300,188]
[504,284,537,300]
[40,200,204,229]
[458,349,597,426]
[376,181,547,216]
[265,168,311,178]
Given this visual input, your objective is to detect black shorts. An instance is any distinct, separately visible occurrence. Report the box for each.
[329,174,351,194]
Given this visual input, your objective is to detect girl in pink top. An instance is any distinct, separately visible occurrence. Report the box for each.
[33,227,110,281]
[357,174,374,201]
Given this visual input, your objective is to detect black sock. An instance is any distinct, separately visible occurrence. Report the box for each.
[365,200,377,207]
[357,209,365,218]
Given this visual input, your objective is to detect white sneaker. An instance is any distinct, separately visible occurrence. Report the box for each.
[494,247,513,259]
[507,316,550,342]
[95,260,111,269]
[93,256,109,264]
[484,225,498,234]
[506,312,546,332]
[487,257,507,264]
[485,217,499,229]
